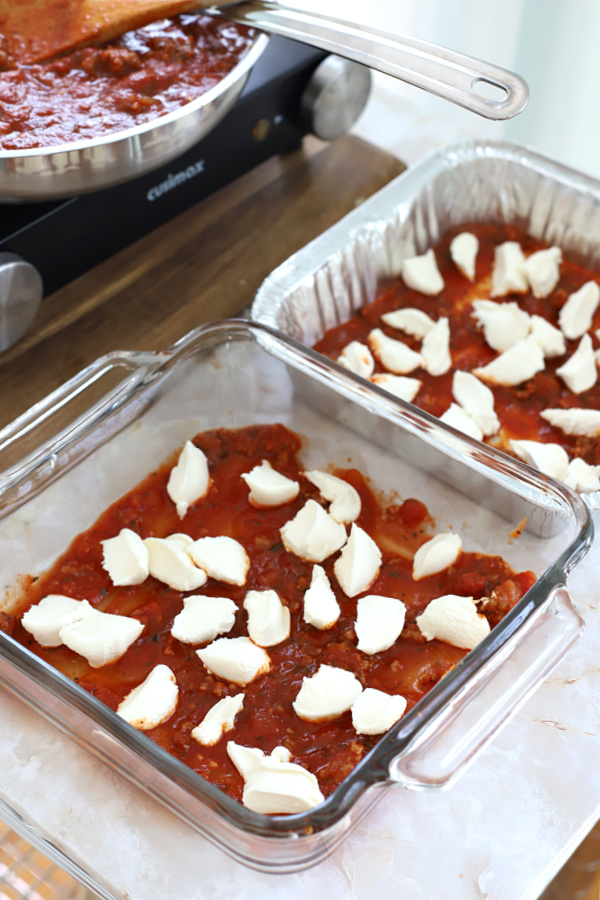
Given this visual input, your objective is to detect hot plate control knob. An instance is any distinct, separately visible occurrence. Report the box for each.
[301,55,372,142]
[0,253,43,352]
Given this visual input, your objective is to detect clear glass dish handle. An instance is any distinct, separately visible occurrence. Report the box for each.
[223,1,529,120]
[383,585,583,789]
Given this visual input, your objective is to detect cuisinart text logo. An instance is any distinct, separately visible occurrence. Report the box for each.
[146,159,205,202]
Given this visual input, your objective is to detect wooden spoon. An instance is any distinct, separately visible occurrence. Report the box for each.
[0,0,235,65]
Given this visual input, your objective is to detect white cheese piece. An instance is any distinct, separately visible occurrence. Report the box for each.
[243,589,291,647]
[523,246,562,298]
[355,595,406,654]
[304,469,361,524]
[491,241,528,296]
[450,232,478,282]
[380,307,435,338]
[471,299,531,352]
[302,565,340,630]
[559,281,600,339]
[421,317,452,376]
[227,742,324,814]
[439,403,484,441]
[191,694,244,746]
[556,334,598,394]
[144,536,208,592]
[117,664,178,730]
[371,373,422,403]
[240,460,300,508]
[170,595,237,644]
[197,636,270,685]
[292,664,363,722]
[21,595,94,648]
[189,535,250,586]
[333,523,382,598]
[412,532,462,581]
[416,594,490,650]
[367,328,423,374]
[529,314,567,358]
[509,439,570,481]
[472,335,546,386]
[167,441,210,519]
[60,608,144,668]
[336,340,375,378]
[401,248,444,295]
[351,688,407,735]
[101,528,149,587]
[280,499,347,563]
[540,407,600,436]
[452,370,500,437]
[564,457,600,493]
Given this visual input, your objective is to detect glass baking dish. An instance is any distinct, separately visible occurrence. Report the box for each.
[0,320,592,874]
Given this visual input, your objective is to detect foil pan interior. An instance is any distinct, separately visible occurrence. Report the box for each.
[251,139,600,514]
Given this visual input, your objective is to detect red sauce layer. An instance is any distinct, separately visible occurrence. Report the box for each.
[0,15,255,149]
[5,424,535,803]
[314,224,600,466]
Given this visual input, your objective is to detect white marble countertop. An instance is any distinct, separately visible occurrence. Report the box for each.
[0,547,598,900]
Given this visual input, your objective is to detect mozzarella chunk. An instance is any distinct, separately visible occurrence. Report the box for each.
[472,335,546,386]
[333,523,382,598]
[450,232,478,282]
[401,248,444,295]
[439,403,483,441]
[351,688,407,735]
[336,340,375,378]
[189,535,250,586]
[293,664,363,722]
[529,314,566,358]
[304,469,361,523]
[540,407,600,436]
[371,373,422,402]
[452,370,500,437]
[355,594,406,654]
[227,743,324,814]
[491,241,528,296]
[416,594,490,650]
[101,528,149,587]
[471,299,531,352]
[197,636,270,685]
[241,460,300,508]
[170,595,237,644]
[60,608,144,668]
[368,328,423,374]
[243,589,291,647]
[280,499,347,563]
[559,281,600,339]
[167,441,210,519]
[413,532,462,581]
[21,594,94,648]
[509,439,570,481]
[303,565,340,630]
[117,664,178,730]
[191,694,244,746]
[564,457,600,492]
[421,317,452,376]
[144,536,207,592]
[556,334,598,394]
[524,247,562,298]
[380,307,435,338]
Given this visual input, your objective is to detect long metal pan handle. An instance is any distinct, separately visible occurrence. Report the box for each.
[221,1,528,120]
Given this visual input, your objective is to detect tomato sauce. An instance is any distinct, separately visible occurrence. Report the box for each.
[0,14,256,149]
[5,424,535,803]
[314,224,600,467]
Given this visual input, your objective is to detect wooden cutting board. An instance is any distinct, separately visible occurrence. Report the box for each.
[0,135,404,433]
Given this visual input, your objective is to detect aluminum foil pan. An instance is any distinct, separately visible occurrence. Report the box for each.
[251,139,600,514]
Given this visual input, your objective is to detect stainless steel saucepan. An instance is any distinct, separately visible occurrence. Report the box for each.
[0,1,529,201]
